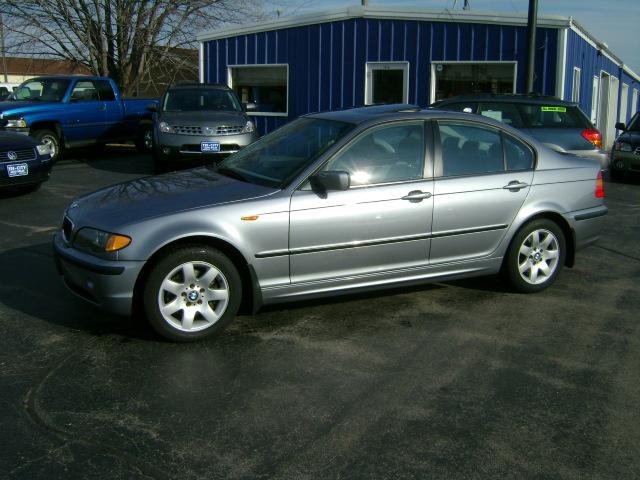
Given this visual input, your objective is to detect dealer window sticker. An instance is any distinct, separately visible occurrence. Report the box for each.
[541,106,567,112]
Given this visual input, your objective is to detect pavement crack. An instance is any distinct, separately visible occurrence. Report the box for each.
[594,245,640,263]
[22,338,171,480]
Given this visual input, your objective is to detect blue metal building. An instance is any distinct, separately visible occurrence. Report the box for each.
[198,6,639,147]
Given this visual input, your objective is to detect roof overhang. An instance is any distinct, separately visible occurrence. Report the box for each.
[197,6,570,42]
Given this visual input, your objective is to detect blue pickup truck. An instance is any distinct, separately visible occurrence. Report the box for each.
[0,76,156,161]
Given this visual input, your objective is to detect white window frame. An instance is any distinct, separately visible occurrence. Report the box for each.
[591,75,599,125]
[619,83,629,124]
[364,61,410,105]
[571,67,581,103]
[633,89,639,114]
[429,61,517,104]
[226,63,289,117]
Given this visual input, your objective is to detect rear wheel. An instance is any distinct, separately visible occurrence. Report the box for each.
[31,129,61,162]
[505,219,566,293]
[143,246,242,342]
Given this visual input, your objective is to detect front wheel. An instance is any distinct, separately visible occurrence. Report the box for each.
[143,246,242,342]
[31,129,62,162]
[136,125,153,153]
[505,219,566,293]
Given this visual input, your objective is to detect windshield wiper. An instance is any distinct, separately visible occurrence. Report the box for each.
[216,166,248,183]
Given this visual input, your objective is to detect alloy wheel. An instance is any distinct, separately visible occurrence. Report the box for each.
[157,261,230,332]
[517,229,560,285]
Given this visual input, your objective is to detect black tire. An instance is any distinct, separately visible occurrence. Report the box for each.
[504,219,566,293]
[31,129,62,162]
[136,124,153,153]
[143,246,242,342]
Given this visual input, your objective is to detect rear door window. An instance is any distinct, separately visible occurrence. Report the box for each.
[478,102,524,127]
[438,122,505,177]
[503,134,534,171]
[517,104,591,129]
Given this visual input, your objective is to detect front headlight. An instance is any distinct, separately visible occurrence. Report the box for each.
[6,118,27,128]
[159,121,174,134]
[73,227,132,253]
[241,120,255,134]
[614,142,633,152]
[36,144,52,156]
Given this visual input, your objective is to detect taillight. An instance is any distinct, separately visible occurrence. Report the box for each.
[595,171,605,198]
[581,128,603,149]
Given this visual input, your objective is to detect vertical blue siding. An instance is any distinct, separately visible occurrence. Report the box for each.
[205,19,559,134]
[564,29,640,123]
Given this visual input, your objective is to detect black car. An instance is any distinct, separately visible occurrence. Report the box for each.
[0,132,53,192]
[431,94,608,171]
[611,112,640,180]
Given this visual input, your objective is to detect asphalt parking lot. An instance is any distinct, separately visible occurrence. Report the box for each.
[1,148,639,479]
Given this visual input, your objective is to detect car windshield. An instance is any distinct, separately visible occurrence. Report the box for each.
[626,113,640,132]
[11,79,70,102]
[163,88,242,112]
[217,118,355,188]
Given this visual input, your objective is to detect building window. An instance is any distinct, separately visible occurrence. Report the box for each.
[431,62,516,103]
[228,65,288,116]
[365,62,409,105]
[633,89,639,114]
[572,67,581,103]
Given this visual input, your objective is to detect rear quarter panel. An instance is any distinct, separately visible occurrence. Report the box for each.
[495,149,603,257]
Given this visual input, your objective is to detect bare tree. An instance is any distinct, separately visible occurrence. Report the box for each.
[2,0,305,96]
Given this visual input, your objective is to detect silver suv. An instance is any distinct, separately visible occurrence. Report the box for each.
[151,83,259,172]
[54,105,607,341]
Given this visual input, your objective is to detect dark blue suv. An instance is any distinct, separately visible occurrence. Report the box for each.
[431,94,608,171]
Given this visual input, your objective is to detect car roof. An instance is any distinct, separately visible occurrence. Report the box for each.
[433,94,579,106]
[167,82,230,90]
[307,104,424,124]
[308,105,523,130]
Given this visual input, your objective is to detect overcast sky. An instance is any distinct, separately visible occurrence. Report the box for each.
[288,0,640,74]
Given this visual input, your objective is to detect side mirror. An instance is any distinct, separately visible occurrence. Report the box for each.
[615,122,626,131]
[243,102,257,111]
[309,171,350,196]
[147,102,158,112]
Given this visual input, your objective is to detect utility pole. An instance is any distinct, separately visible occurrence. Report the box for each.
[525,0,538,94]
[0,13,8,83]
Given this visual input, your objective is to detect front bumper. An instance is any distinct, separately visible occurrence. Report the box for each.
[0,156,52,188]
[156,131,259,159]
[564,205,608,251]
[53,231,145,316]
[611,151,640,173]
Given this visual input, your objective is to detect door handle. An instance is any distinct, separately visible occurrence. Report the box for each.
[503,181,529,191]
[402,190,432,202]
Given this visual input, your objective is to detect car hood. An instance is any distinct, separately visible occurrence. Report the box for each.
[618,131,640,147]
[159,110,248,126]
[67,166,277,230]
[0,100,60,117]
[0,131,38,149]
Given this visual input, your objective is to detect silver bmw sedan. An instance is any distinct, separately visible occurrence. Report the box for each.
[54,105,607,341]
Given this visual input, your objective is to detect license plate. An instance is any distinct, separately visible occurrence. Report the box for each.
[7,163,28,177]
[201,141,220,153]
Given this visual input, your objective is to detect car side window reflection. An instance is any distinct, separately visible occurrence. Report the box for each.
[323,122,425,186]
[438,122,505,177]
